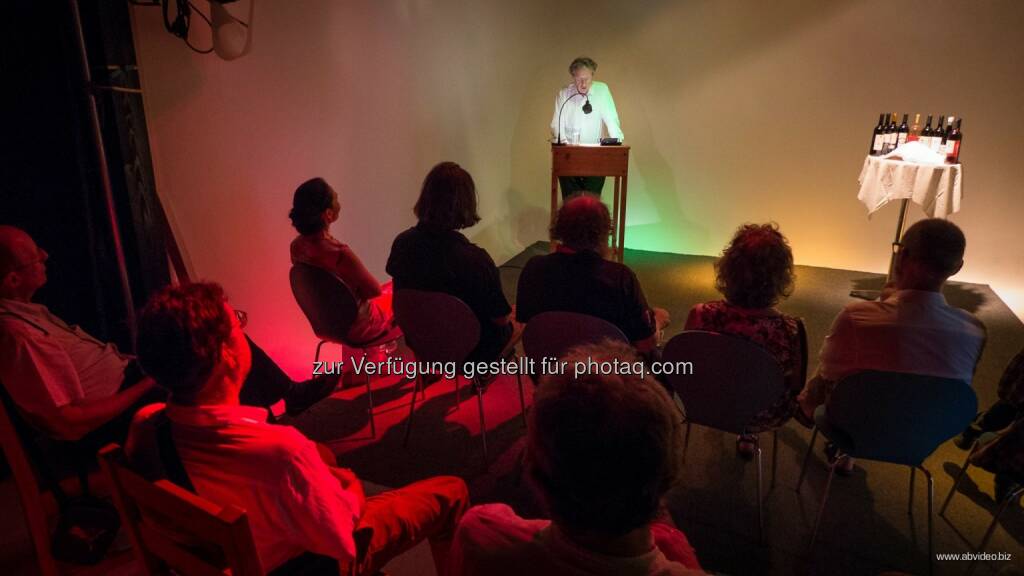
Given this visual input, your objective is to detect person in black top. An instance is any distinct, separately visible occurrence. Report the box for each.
[515,194,669,356]
[386,162,513,362]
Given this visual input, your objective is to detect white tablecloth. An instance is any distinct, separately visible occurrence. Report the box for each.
[857,156,963,218]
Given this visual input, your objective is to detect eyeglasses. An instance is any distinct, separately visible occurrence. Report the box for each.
[234,309,248,329]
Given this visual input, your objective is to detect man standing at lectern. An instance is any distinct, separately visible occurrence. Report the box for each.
[550,57,624,199]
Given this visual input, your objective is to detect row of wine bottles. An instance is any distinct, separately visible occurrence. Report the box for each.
[869,112,962,163]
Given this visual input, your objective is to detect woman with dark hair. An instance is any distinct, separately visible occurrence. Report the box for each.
[289,177,393,343]
[386,162,512,362]
[684,223,805,458]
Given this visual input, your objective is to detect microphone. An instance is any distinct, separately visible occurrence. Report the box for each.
[555,89,585,145]
[582,96,592,114]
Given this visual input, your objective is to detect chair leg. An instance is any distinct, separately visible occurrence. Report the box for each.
[797,427,819,494]
[682,422,692,465]
[365,372,376,438]
[314,340,327,363]
[771,430,779,490]
[475,379,488,462]
[909,467,916,516]
[809,454,839,551]
[516,372,527,427]
[917,466,934,576]
[940,444,978,517]
[756,445,764,544]
[403,374,420,447]
[972,484,1024,576]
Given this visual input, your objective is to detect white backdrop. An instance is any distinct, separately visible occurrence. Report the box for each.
[131,0,1024,377]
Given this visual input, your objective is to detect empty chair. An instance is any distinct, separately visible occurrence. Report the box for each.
[290,262,403,437]
[394,289,524,462]
[521,311,628,381]
[662,330,789,542]
[796,371,977,575]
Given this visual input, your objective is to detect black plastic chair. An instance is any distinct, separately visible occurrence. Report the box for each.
[521,311,628,382]
[796,371,977,575]
[940,422,1024,576]
[289,262,402,437]
[662,329,793,542]
[394,289,524,462]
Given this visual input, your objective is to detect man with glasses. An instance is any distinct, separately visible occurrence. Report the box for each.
[0,225,335,450]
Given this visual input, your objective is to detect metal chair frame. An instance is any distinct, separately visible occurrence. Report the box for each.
[663,329,801,543]
[939,435,1024,576]
[795,371,976,576]
[394,289,525,462]
[290,262,403,438]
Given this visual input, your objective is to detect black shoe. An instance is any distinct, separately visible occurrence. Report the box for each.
[994,473,1023,504]
[736,434,757,461]
[286,374,341,416]
[954,424,983,450]
[825,441,855,476]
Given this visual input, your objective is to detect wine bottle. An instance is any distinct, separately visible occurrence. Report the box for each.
[930,115,946,153]
[870,113,886,155]
[896,113,910,147]
[886,112,899,153]
[908,113,921,142]
[945,117,962,163]
[920,115,934,148]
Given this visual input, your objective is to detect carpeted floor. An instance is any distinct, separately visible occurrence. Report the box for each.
[287,243,1024,576]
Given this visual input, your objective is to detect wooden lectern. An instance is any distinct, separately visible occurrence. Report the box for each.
[550,145,630,262]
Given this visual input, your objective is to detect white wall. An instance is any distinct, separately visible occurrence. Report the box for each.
[131,0,1024,376]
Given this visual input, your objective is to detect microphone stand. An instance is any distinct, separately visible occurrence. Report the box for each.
[555,89,584,145]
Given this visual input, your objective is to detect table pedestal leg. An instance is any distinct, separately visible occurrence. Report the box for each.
[850,198,910,301]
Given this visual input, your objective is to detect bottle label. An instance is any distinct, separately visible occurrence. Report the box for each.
[944,139,957,156]
[897,133,908,147]
[930,138,943,153]
[872,135,883,152]
[907,134,919,142]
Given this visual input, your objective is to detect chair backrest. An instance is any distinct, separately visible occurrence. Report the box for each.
[0,380,59,576]
[289,262,359,343]
[98,443,264,576]
[826,371,977,465]
[662,330,787,434]
[522,311,628,369]
[393,289,480,364]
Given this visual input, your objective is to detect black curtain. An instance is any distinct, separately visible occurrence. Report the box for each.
[1,0,170,351]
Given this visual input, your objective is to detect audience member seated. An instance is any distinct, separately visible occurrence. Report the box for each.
[449,340,704,576]
[956,345,1024,449]
[289,177,394,343]
[956,346,1024,502]
[684,223,803,459]
[0,226,335,450]
[797,218,986,473]
[128,282,469,575]
[386,161,513,362]
[515,194,669,357]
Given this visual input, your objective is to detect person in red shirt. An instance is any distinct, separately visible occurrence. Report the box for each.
[129,282,469,574]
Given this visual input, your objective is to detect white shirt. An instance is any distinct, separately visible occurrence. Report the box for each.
[0,298,127,422]
[127,403,362,573]
[450,504,705,576]
[818,289,986,383]
[550,81,624,145]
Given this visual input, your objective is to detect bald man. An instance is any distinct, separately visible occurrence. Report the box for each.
[0,226,335,447]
